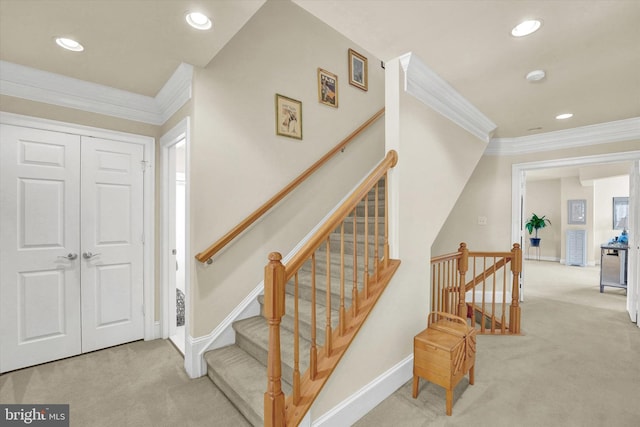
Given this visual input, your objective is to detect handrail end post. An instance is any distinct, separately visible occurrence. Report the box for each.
[264,251,286,427]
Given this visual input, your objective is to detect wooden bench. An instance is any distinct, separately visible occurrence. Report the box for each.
[412,312,476,415]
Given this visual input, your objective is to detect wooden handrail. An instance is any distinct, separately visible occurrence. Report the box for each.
[195,108,385,263]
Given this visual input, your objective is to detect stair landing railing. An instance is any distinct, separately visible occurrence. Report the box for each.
[430,242,522,334]
[264,150,400,427]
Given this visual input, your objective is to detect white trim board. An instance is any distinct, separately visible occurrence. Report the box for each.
[0,60,192,126]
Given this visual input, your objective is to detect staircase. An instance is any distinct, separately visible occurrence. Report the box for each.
[204,180,388,426]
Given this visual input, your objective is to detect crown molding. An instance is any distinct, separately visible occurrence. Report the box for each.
[399,52,497,143]
[0,60,192,126]
[486,117,640,156]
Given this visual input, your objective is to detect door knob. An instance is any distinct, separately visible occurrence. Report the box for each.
[83,252,101,259]
[57,253,78,260]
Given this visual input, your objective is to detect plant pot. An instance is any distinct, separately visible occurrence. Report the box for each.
[530,237,541,247]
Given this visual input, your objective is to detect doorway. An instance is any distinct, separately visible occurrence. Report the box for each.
[512,151,640,324]
[160,118,190,355]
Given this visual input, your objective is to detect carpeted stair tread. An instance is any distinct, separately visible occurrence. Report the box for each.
[204,344,291,426]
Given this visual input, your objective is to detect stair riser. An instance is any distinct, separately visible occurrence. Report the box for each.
[354,203,385,217]
[317,238,384,256]
[341,220,386,235]
[286,279,363,310]
[299,261,378,280]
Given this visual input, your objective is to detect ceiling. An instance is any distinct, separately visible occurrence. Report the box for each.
[0,0,639,138]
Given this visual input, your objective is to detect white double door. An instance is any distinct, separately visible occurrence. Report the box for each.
[0,124,145,372]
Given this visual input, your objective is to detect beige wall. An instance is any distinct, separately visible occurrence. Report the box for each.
[189,0,385,337]
[310,56,488,417]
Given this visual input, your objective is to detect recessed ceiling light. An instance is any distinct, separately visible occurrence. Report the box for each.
[186,12,212,30]
[555,113,574,120]
[55,37,84,52]
[526,69,546,82]
[511,19,542,37]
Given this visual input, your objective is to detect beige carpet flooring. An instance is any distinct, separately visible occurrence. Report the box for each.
[1,261,638,426]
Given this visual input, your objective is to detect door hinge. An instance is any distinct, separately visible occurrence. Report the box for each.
[140,233,145,244]
[140,160,151,172]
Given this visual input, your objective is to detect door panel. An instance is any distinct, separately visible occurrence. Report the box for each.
[0,124,81,373]
[80,137,144,352]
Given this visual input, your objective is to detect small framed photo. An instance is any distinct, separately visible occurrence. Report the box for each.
[275,94,302,140]
[318,68,338,108]
[568,199,586,224]
[348,48,368,91]
[613,197,629,229]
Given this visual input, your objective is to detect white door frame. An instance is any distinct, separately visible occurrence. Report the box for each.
[0,112,157,340]
[159,117,191,344]
[512,150,640,312]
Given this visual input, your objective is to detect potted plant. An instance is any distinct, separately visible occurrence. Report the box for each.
[525,213,551,247]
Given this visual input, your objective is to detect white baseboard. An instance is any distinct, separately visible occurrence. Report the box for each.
[185,333,210,378]
[526,255,560,262]
[312,355,413,427]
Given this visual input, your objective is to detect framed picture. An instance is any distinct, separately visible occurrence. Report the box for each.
[318,68,338,108]
[348,48,368,91]
[275,94,302,140]
[613,197,629,229]
[568,199,586,224]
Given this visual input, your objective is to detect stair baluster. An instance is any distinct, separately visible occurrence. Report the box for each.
[325,239,333,356]
[310,253,317,380]
[339,223,346,336]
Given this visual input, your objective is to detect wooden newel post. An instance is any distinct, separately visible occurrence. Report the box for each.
[509,243,522,334]
[457,243,469,319]
[264,252,286,427]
